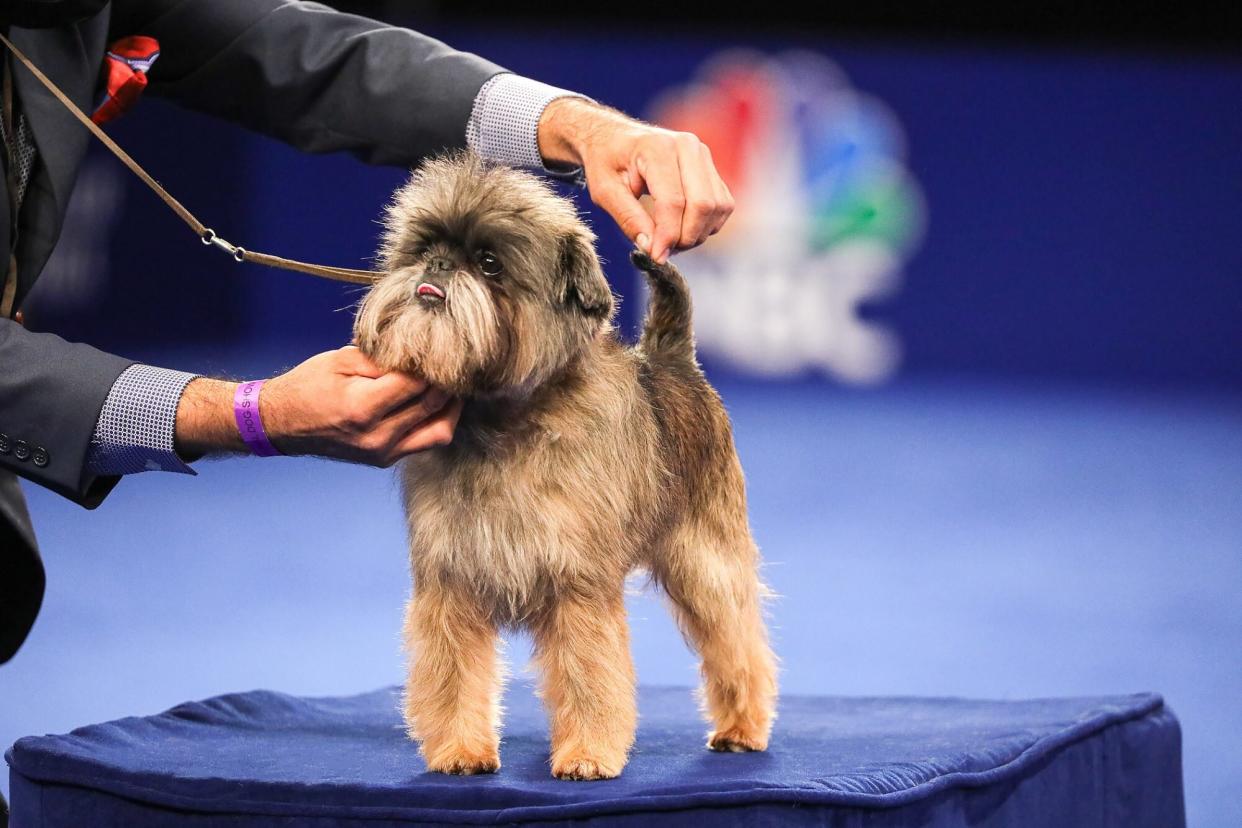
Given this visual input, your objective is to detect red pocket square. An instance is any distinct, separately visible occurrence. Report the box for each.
[92,36,160,126]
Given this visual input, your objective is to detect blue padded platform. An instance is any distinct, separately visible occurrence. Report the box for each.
[6,682,1184,827]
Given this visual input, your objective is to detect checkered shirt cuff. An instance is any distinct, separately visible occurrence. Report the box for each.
[85,364,199,476]
[467,73,590,183]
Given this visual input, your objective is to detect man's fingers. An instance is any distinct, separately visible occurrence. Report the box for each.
[677,137,724,249]
[363,370,432,414]
[361,391,455,466]
[335,346,430,411]
[590,173,655,253]
[636,148,686,264]
[707,145,735,240]
[382,387,451,433]
[390,398,464,458]
[622,168,645,199]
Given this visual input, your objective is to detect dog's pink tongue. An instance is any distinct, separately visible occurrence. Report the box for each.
[417,283,446,300]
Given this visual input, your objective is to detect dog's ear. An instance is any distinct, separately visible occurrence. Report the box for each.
[559,231,614,318]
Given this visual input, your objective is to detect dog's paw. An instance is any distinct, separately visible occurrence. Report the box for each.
[551,751,624,781]
[424,744,501,776]
[707,727,768,753]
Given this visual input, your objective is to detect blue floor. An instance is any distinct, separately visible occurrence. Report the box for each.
[2,375,1239,826]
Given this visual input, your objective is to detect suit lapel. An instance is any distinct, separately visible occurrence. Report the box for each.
[8,10,109,306]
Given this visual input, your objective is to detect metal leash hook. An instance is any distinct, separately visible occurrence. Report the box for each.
[201,228,248,263]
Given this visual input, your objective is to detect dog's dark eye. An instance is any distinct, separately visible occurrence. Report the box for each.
[477,250,504,278]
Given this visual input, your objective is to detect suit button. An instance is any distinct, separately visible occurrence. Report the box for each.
[0,433,9,454]
[13,440,30,461]
[32,446,49,468]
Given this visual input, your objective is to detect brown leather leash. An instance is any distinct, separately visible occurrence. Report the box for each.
[0,29,376,318]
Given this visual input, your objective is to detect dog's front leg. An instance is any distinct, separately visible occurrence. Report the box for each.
[533,592,636,780]
[403,581,503,775]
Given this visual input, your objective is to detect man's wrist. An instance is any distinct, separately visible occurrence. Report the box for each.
[174,377,245,459]
[537,97,593,170]
[539,95,606,170]
[537,98,640,175]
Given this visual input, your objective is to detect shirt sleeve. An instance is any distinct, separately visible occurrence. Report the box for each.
[84,364,200,477]
[466,73,591,183]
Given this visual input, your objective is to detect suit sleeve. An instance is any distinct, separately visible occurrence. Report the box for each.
[109,0,508,166]
[0,318,134,507]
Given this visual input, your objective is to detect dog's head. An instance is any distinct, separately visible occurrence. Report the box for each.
[354,152,614,396]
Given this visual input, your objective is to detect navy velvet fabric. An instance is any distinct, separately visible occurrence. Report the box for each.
[6,682,1184,827]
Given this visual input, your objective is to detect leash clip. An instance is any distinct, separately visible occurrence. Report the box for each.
[201,228,247,263]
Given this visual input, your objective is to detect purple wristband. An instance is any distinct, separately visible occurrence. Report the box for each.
[233,380,281,457]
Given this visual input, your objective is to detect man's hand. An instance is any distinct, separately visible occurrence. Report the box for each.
[538,97,734,264]
[174,346,461,468]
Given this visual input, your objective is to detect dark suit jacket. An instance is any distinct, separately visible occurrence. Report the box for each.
[0,0,504,663]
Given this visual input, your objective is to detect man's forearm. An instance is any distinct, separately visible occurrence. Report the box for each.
[174,348,458,467]
[174,378,245,459]
[102,349,461,471]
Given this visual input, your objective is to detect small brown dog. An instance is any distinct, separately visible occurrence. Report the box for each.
[355,152,777,781]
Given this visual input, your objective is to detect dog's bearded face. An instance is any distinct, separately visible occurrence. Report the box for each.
[355,153,615,396]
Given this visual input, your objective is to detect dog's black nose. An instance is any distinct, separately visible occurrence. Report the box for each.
[427,256,454,273]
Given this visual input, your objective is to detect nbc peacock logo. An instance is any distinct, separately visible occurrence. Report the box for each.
[649,51,925,384]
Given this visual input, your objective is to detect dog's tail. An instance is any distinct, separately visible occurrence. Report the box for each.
[633,249,694,362]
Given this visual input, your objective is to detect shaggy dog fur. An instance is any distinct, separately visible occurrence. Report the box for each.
[354,151,777,781]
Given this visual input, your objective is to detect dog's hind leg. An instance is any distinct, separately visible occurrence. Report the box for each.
[403,581,504,774]
[656,521,778,752]
[532,591,636,780]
